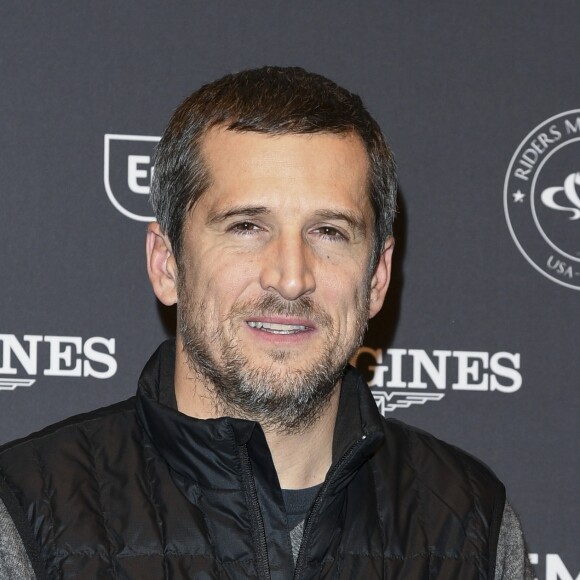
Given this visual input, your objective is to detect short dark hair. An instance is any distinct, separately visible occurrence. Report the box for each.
[150,66,397,268]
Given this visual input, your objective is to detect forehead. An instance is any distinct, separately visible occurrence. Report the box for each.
[195,127,371,216]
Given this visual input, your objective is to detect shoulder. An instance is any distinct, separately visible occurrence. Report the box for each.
[378,416,503,489]
[370,417,506,564]
[372,416,505,535]
[0,397,138,485]
[0,397,136,451]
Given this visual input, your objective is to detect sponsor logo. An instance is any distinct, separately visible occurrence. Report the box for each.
[104,134,159,221]
[504,110,580,290]
[529,553,579,580]
[353,347,521,413]
[0,334,117,390]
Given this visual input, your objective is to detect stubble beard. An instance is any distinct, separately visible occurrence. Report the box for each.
[177,283,370,435]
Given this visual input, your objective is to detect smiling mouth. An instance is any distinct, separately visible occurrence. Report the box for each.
[247,321,309,334]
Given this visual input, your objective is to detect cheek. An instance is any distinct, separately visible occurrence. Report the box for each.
[319,274,367,321]
[194,259,259,308]
[319,257,367,297]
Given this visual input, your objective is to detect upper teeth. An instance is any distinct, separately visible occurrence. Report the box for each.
[248,321,307,333]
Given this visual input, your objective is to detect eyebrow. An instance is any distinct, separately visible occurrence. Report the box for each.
[206,205,271,225]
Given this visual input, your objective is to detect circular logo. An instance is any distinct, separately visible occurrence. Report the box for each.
[504,110,580,290]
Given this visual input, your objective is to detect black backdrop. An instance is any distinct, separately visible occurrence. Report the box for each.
[1,3,578,577]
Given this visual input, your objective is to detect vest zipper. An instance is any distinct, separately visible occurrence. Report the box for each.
[239,443,271,580]
[292,436,366,580]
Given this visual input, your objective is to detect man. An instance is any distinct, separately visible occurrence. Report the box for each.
[0,67,533,579]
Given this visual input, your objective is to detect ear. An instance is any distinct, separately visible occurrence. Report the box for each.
[146,222,178,306]
[368,236,394,319]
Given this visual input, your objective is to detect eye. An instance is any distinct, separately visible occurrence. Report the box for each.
[229,221,261,235]
[315,226,347,241]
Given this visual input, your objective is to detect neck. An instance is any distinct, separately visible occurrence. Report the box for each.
[173,336,339,489]
[260,392,339,489]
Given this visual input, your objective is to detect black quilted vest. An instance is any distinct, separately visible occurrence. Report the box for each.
[0,341,505,579]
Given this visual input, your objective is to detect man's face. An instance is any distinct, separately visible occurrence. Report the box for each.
[176,128,388,432]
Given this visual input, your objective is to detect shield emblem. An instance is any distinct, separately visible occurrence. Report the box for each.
[104,134,160,221]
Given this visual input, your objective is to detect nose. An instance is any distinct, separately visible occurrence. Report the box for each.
[259,232,316,300]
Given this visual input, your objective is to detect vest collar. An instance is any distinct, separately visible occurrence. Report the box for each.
[136,340,385,492]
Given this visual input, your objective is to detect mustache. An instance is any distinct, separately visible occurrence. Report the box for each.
[230,294,333,328]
